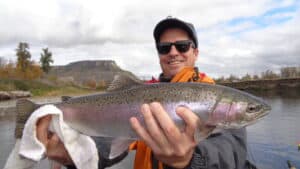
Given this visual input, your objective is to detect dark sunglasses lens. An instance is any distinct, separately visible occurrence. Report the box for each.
[175,42,191,53]
[157,44,171,54]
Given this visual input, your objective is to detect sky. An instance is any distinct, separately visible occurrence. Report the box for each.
[0,0,299,79]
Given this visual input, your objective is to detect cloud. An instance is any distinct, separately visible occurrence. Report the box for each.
[0,0,299,78]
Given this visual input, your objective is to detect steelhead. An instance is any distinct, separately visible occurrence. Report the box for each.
[16,74,270,158]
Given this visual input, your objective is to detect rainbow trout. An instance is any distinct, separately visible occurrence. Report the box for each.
[17,74,270,158]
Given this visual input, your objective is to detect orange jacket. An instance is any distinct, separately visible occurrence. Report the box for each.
[129,67,215,169]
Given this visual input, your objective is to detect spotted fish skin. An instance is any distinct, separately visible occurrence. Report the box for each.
[56,80,270,139]
[17,75,270,140]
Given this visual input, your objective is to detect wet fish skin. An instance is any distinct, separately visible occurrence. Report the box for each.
[15,75,271,160]
[55,81,270,139]
[18,82,270,139]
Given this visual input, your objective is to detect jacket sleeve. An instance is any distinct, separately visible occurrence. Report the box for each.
[187,128,248,169]
[164,128,248,169]
[66,136,128,169]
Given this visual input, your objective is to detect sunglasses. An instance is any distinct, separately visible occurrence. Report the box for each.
[156,40,195,55]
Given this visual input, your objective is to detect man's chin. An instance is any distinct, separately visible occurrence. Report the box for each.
[168,68,184,77]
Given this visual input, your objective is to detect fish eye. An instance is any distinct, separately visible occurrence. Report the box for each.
[247,104,261,113]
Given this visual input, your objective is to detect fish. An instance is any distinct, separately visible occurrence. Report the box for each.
[15,74,270,159]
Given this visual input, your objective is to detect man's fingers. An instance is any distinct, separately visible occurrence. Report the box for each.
[141,104,170,151]
[176,106,199,138]
[47,134,73,165]
[35,115,73,165]
[36,115,52,145]
[130,117,160,153]
[149,102,181,139]
[177,107,215,139]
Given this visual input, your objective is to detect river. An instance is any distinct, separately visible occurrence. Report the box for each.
[0,92,299,169]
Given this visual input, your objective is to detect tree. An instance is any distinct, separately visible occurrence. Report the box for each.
[85,79,97,89]
[214,76,225,83]
[261,70,279,79]
[0,56,7,68]
[24,61,43,79]
[241,73,252,81]
[280,67,298,78]
[252,74,259,80]
[0,60,15,78]
[40,48,54,73]
[227,74,239,82]
[16,42,31,72]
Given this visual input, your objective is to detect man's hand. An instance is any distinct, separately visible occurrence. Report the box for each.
[130,102,206,168]
[36,115,73,165]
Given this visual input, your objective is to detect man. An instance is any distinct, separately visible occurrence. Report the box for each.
[37,17,251,169]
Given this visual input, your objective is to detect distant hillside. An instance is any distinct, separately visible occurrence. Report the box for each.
[48,60,136,86]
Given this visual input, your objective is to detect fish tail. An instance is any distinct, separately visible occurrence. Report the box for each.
[15,99,38,138]
[61,96,72,102]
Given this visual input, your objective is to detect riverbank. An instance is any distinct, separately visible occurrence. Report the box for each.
[0,91,32,101]
[0,78,105,101]
[219,77,300,90]
[0,96,62,116]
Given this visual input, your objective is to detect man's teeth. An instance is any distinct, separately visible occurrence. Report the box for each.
[168,60,183,64]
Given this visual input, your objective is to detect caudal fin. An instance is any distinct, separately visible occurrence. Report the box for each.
[15,99,39,138]
[61,96,72,102]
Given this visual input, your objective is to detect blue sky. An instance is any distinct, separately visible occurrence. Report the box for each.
[227,4,298,35]
[0,0,299,78]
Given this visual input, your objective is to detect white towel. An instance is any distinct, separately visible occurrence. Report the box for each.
[3,139,36,169]
[18,104,99,169]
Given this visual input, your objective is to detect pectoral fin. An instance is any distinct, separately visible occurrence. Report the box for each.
[109,138,135,159]
[194,122,217,142]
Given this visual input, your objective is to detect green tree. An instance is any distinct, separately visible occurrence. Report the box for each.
[40,48,53,73]
[16,42,31,72]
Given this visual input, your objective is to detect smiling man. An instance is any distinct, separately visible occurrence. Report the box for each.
[155,18,199,79]
[128,17,255,169]
[36,17,256,169]
[158,29,198,79]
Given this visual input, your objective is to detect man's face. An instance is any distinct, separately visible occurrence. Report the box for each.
[158,28,199,78]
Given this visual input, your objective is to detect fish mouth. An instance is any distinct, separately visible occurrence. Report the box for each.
[256,106,271,119]
[258,110,269,119]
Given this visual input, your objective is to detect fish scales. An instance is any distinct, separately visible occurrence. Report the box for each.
[8,74,271,166]
[56,83,220,138]
[17,76,270,140]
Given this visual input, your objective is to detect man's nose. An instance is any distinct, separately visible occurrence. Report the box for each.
[169,45,179,56]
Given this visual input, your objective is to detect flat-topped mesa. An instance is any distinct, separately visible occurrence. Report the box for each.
[48,60,136,86]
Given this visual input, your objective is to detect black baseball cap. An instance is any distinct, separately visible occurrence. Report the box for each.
[153,16,198,48]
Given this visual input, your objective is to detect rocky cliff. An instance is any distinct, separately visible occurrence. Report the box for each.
[48,60,135,86]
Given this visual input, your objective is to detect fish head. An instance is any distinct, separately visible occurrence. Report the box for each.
[214,88,271,129]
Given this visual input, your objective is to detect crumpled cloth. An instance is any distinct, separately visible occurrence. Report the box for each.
[17,104,98,169]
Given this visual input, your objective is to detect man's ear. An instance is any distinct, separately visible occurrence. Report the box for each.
[194,48,199,58]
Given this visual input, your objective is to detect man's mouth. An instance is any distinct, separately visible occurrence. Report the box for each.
[168,60,184,65]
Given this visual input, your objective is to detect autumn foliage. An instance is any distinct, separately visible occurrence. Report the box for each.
[0,42,44,80]
[0,61,43,80]
[85,79,97,89]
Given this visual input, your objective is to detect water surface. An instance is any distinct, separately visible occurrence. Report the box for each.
[0,92,299,169]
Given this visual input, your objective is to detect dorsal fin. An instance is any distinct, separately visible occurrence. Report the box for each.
[107,74,143,92]
[61,96,72,102]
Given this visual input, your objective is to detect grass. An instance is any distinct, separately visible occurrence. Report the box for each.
[0,78,103,97]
